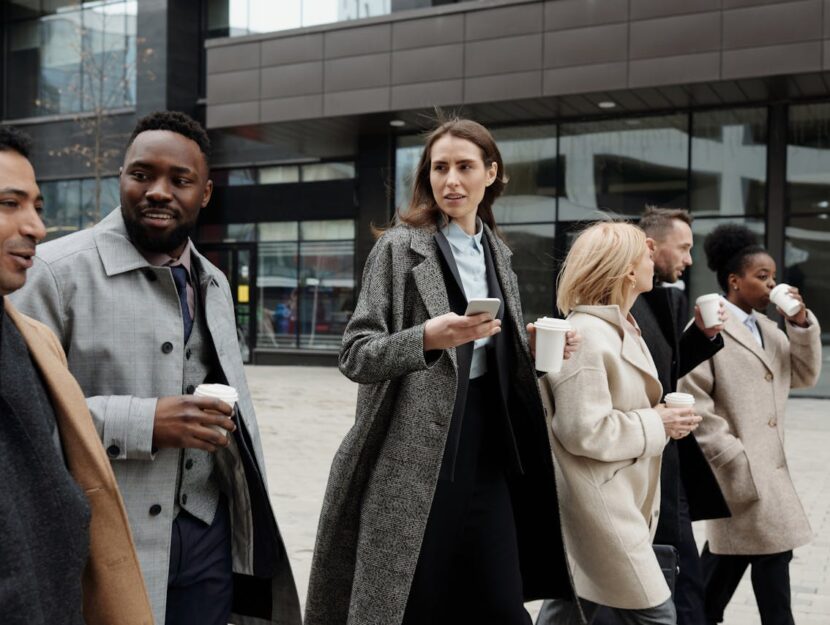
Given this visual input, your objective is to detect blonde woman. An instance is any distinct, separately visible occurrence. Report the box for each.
[535,222,701,625]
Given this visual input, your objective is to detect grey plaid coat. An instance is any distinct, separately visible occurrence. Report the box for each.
[305,223,573,625]
[12,209,301,625]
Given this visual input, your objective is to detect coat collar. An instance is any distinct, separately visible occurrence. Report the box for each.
[573,304,663,401]
[722,310,777,373]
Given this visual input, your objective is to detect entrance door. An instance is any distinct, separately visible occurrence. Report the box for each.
[199,243,257,364]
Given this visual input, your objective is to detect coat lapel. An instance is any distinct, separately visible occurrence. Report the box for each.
[723,314,774,373]
[409,228,456,369]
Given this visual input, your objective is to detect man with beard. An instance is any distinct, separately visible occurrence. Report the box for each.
[0,126,152,625]
[13,112,301,625]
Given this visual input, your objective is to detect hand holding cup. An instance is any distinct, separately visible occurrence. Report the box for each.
[770,284,808,327]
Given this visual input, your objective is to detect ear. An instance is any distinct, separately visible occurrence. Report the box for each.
[201,179,214,208]
[727,272,739,291]
[485,161,498,187]
[645,237,656,253]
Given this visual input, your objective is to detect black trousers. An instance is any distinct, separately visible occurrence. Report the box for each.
[402,376,530,625]
[165,496,233,625]
[701,543,794,625]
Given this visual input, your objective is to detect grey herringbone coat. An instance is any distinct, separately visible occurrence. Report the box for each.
[12,209,301,625]
[304,224,572,625]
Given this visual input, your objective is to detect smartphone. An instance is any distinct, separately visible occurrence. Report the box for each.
[464,298,501,319]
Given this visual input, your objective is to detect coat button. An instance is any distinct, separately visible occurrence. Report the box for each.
[181,494,188,505]
[149,504,162,516]
[162,342,173,354]
[185,459,194,470]
[186,384,195,394]
[106,444,120,458]
[768,417,777,427]
[764,372,773,382]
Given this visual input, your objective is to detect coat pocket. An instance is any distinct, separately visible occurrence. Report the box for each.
[716,450,760,505]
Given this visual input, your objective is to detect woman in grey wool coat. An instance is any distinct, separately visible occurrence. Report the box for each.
[304,118,578,625]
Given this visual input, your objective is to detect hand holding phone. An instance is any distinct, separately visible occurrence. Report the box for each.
[464,298,501,319]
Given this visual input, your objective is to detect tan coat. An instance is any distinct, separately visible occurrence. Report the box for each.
[540,305,669,610]
[5,300,154,625]
[679,309,822,555]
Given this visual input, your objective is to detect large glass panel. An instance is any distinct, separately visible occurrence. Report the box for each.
[302,162,356,182]
[40,178,83,240]
[259,165,300,184]
[4,1,136,119]
[298,221,355,350]
[257,222,299,349]
[501,223,556,325]
[559,115,688,221]
[394,137,422,213]
[787,102,830,396]
[208,0,391,36]
[492,125,557,224]
[690,108,767,218]
[786,216,830,395]
[80,175,118,225]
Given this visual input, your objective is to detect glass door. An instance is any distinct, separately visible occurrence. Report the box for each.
[199,242,257,364]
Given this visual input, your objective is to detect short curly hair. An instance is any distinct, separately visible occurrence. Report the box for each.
[0,126,32,159]
[127,111,211,164]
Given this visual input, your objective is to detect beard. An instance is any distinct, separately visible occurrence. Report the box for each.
[122,206,196,255]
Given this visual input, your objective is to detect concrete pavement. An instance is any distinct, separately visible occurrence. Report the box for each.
[247,365,830,623]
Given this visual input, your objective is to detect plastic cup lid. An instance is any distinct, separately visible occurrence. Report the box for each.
[665,392,695,405]
[194,383,239,404]
[535,317,571,330]
[695,293,720,304]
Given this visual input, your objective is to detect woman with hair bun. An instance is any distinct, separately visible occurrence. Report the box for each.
[679,223,822,625]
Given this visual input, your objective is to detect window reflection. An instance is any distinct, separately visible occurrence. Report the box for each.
[691,108,767,217]
[559,116,688,220]
[5,0,137,119]
[501,223,556,324]
[39,176,118,241]
[207,0,391,37]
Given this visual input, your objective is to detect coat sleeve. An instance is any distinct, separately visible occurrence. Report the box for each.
[12,257,158,461]
[547,351,666,463]
[678,321,724,379]
[339,233,436,384]
[786,310,822,390]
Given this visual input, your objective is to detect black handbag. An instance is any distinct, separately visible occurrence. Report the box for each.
[653,544,680,597]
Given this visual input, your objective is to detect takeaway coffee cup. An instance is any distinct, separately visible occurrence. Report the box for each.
[770,284,802,317]
[534,317,571,373]
[194,383,238,437]
[696,293,722,328]
[664,392,695,410]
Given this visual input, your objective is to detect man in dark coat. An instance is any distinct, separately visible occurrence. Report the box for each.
[634,207,731,625]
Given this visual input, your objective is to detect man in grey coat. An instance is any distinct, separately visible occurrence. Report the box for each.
[13,111,300,625]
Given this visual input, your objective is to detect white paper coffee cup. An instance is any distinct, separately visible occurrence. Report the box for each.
[665,392,695,410]
[194,383,238,437]
[696,293,722,328]
[534,317,571,373]
[770,284,802,317]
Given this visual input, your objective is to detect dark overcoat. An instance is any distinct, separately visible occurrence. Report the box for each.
[304,223,573,625]
[631,286,730,546]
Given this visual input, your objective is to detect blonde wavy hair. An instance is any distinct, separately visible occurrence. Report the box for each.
[556,221,648,316]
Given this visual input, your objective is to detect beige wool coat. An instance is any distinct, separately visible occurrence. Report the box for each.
[679,309,822,555]
[540,305,670,610]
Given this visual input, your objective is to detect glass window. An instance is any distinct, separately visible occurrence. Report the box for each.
[207,0,391,37]
[394,138,422,213]
[690,108,767,218]
[257,238,300,349]
[259,165,300,184]
[559,115,689,221]
[40,175,116,241]
[501,223,556,325]
[298,238,354,350]
[788,103,830,215]
[302,162,355,182]
[5,1,136,119]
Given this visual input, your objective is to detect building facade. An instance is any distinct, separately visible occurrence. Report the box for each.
[3,0,829,394]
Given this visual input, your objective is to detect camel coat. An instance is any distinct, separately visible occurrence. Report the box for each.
[678,309,821,555]
[540,305,670,610]
[5,300,153,625]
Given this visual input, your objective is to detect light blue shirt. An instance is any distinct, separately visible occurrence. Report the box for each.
[723,298,763,348]
[441,219,491,379]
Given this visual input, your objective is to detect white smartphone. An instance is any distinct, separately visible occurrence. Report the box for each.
[464,297,501,318]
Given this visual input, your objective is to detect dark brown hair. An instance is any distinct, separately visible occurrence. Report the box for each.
[394,116,507,235]
[638,205,693,240]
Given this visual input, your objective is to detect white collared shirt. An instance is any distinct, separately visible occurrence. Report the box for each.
[722,297,763,348]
